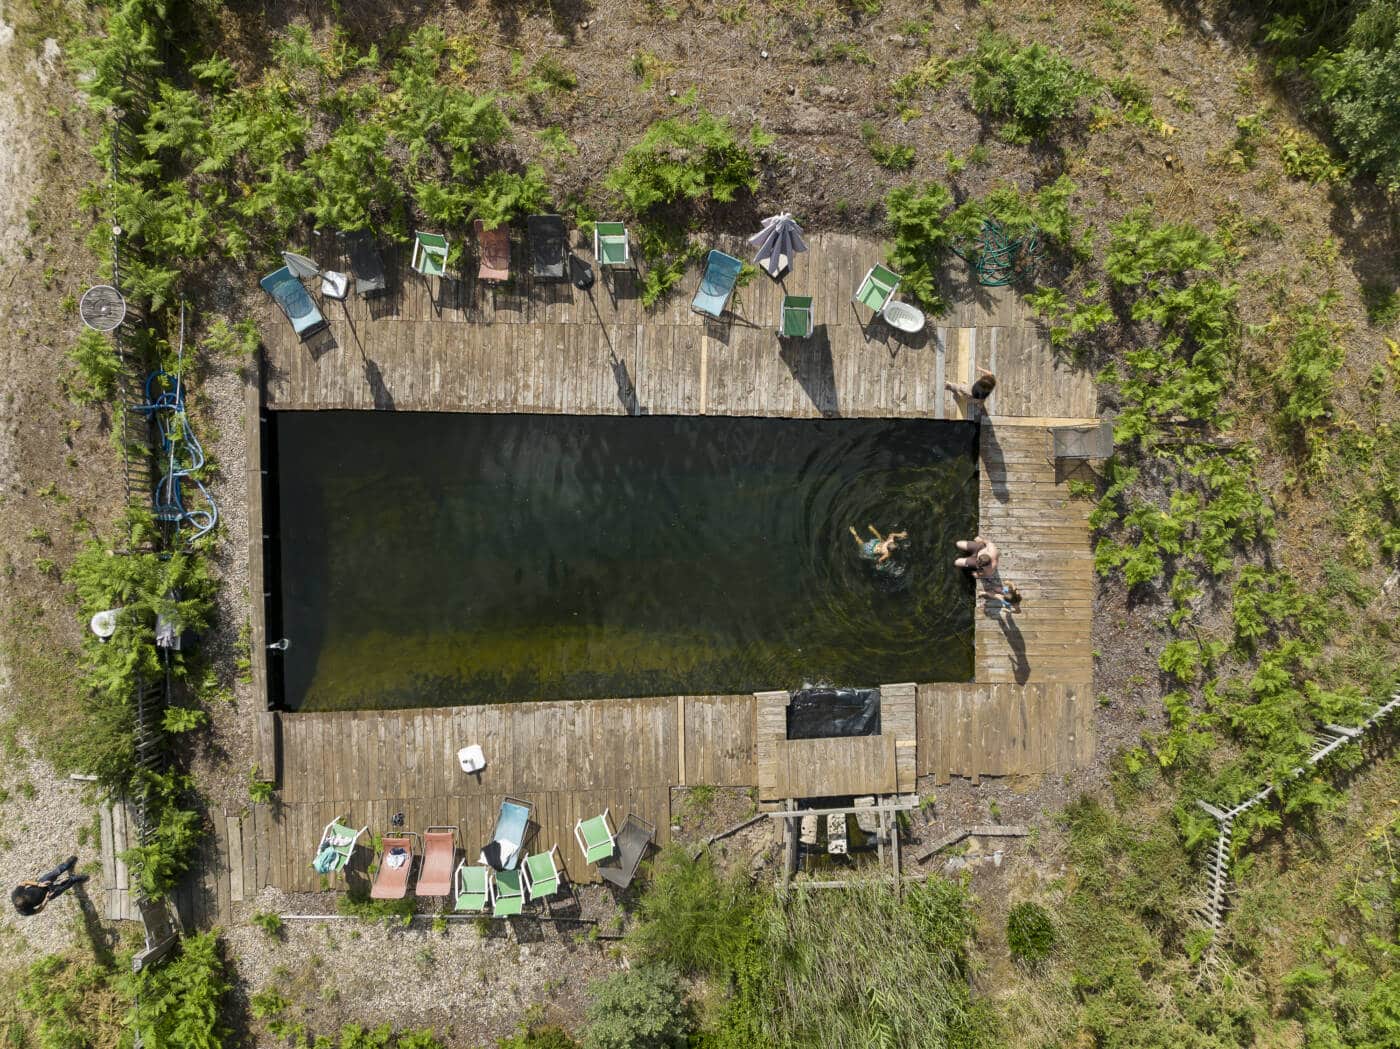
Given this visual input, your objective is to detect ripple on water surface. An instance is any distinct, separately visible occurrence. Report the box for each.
[271,412,979,711]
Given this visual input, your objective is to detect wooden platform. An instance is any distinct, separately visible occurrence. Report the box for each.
[260,232,1096,421]
[120,233,1103,922]
[755,683,917,801]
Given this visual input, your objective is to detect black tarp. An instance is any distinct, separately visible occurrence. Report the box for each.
[786,687,881,740]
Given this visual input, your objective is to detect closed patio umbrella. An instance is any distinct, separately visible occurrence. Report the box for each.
[748,212,808,279]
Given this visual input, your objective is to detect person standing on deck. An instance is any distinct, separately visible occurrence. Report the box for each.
[945,367,996,418]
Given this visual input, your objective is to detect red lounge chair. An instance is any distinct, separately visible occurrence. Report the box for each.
[417,826,457,897]
[370,832,418,899]
[475,219,510,283]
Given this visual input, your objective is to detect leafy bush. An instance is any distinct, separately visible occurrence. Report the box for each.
[605,109,772,214]
[65,329,123,404]
[1006,901,1056,964]
[965,33,1096,143]
[629,848,758,976]
[581,964,691,1049]
[120,931,230,1049]
[1306,16,1400,191]
[861,123,916,171]
[120,774,202,898]
[883,181,962,311]
[1271,294,1347,452]
[498,1025,579,1049]
[252,910,285,938]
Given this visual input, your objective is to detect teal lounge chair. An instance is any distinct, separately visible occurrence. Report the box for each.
[479,796,533,870]
[593,222,630,267]
[491,868,525,917]
[311,816,367,875]
[780,294,814,338]
[454,860,490,912]
[574,809,616,865]
[260,266,327,341]
[411,231,449,278]
[522,845,563,901]
[853,264,901,316]
[691,250,743,318]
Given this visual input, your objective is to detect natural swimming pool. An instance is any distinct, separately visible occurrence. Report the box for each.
[267,412,978,712]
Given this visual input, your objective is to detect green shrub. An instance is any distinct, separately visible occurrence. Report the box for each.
[120,931,230,1049]
[1006,901,1056,964]
[498,1025,579,1049]
[1307,18,1400,190]
[605,109,772,214]
[252,910,285,939]
[581,963,691,1049]
[965,32,1096,143]
[883,181,960,311]
[861,123,916,171]
[629,848,758,976]
[249,765,277,804]
[1272,293,1347,444]
[65,329,123,404]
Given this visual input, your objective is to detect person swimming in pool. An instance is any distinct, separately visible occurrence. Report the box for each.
[850,525,907,566]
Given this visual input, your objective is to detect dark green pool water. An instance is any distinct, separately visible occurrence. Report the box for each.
[270,412,978,711]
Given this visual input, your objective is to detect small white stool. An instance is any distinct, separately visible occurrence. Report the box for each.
[321,270,350,301]
[458,744,485,774]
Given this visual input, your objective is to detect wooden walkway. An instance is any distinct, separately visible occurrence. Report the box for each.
[114,232,1101,923]
[260,232,1096,421]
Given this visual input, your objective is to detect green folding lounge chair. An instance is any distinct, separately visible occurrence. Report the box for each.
[311,816,367,875]
[411,231,449,278]
[491,868,525,917]
[852,264,901,316]
[574,809,616,865]
[593,222,630,268]
[522,845,563,901]
[454,859,490,912]
[780,294,814,338]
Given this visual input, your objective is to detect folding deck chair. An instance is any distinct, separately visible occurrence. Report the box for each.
[490,868,526,917]
[259,266,328,342]
[454,860,490,913]
[343,230,387,297]
[522,845,564,901]
[475,219,511,283]
[597,814,656,889]
[311,816,368,875]
[416,826,457,897]
[574,809,616,865]
[691,250,743,319]
[779,294,814,339]
[593,222,630,268]
[369,831,419,899]
[479,797,533,870]
[852,264,901,318]
[412,231,449,279]
[527,215,570,282]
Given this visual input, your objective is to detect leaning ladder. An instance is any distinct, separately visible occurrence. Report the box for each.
[1194,689,1400,933]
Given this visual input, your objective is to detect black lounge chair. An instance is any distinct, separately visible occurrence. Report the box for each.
[343,230,387,298]
[597,813,655,889]
[527,215,570,283]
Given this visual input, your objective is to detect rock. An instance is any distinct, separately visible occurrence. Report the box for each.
[787,84,797,95]
[993,850,1003,867]
[813,85,843,101]
[546,33,567,47]
[789,103,827,134]
[964,837,982,855]
[750,847,769,873]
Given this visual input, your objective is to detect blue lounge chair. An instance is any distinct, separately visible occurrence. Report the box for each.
[260,266,327,341]
[478,796,533,870]
[691,250,743,318]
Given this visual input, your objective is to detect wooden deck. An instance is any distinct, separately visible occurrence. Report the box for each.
[755,683,917,801]
[120,232,1101,922]
[260,232,1096,420]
